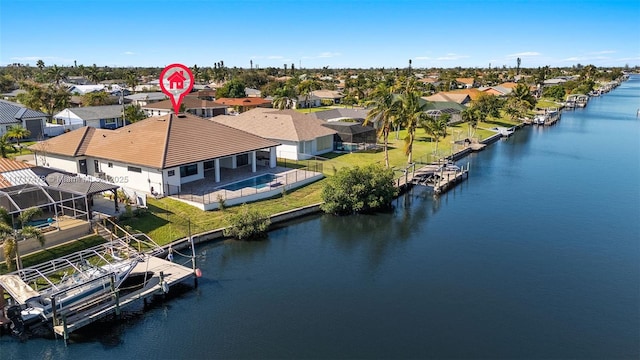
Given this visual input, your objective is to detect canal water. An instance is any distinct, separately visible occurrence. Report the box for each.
[2,77,639,359]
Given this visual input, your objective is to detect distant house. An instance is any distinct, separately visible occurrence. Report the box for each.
[214,97,272,114]
[455,78,476,89]
[68,85,107,95]
[293,94,321,109]
[125,92,168,107]
[480,86,513,96]
[213,108,337,160]
[142,95,228,117]
[424,93,472,106]
[245,88,262,98]
[311,108,370,122]
[310,90,344,105]
[30,113,280,197]
[0,99,47,139]
[52,105,125,131]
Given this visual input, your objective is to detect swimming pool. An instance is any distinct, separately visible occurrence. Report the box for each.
[221,174,278,191]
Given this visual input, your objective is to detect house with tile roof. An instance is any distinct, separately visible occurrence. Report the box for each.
[214,97,272,114]
[30,113,280,197]
[423,93,472,106]
[0,99,47,139]
[213,108,337,160]
[142,95,228,118]
[53,105,125,131]
[310,90,345,105]
[455,78,477,89]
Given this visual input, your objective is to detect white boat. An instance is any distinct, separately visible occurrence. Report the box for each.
[490,127,515,137]
[1,257,141,331]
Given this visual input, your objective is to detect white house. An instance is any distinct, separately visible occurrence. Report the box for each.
[125,92,168,107]
[213,108,336,160]
[53,105,125,130]
[0,99,47,139]
[30,113,280,196]
[67,85,107,95]
[142,95,228,118]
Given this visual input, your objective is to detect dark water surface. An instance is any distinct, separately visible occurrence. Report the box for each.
[2,77,639,359]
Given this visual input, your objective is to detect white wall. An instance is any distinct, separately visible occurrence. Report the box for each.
[37,153,81,173]
[91,158,163,195]
[275,141,301,160]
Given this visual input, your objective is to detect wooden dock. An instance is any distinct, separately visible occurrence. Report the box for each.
[52,255,195,339]
[395,161,469,196]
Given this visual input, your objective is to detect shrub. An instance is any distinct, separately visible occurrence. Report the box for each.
[223,204,271,240]
[320,164,397,215]
[217,194,226,211]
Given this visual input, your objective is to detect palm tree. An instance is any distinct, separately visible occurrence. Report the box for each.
[397,90,428,164]
[512,83,536,109]
[0,134,11,158]
[364,83,399,168]
[272,86,297,110]
[297,80,321,111]
[36,59,45,71]
[47,65,66,87]
[6,125,31,150]
[0,207,44,271]
[462,108,480,138]
[422,114,449,158]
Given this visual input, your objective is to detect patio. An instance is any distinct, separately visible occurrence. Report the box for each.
[170,164,324,211]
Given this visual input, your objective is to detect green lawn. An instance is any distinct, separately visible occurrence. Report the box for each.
[0,235,106,274]
[536,98,563,109]
[5,140,36,159]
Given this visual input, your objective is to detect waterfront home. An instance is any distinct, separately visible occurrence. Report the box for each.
[30,113,280,198]
[213,108,336,160]
[142,95,228,117]
[0,100,47,139]
[52,105,125,133]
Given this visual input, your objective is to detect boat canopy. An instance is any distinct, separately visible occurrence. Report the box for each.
[0,275,40,305]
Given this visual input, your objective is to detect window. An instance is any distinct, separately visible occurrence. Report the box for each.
[168,170,175,177]
[108,162,113,168]
[128,166,142,173]
[236,154,249,167]
[104,118,116,125]
[180,164,198,177]
[94,160,100,173]
[317,136,332,151]
[203,160,214,170]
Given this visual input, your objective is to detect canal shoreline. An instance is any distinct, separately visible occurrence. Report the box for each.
[160,127,515,257]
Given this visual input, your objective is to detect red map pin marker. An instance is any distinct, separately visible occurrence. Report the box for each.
[159,63,194,114]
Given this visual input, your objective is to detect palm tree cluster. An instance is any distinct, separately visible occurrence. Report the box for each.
[365,78,450,166]
[0,125,31,158]
[0,207,45,271]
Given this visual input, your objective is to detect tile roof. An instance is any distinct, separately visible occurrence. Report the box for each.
[0,99,48,125]
[310,108,370,121]
[32,113,280,169]
[214,108,337,142]
[214,97,272,107]
[498,82,519,89]
[456,78,475,84]
[445,89,484,101]
[310,90,344,99]
[424,93,470,104]
[0,158,34,172]
[141,96,227,110]
[54,105,124,121]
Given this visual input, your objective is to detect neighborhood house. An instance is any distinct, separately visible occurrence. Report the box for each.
[30,113,280,197]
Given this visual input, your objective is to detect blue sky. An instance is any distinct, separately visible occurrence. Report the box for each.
[1,0,639,69]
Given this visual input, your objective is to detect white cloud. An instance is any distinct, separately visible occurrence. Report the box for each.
[318,52,341,58]
[591,50,616,55]
[507,52,541,58]
[436,53,469,61]
[123,51,135,55]
[10,55,74,64]
[561,57,583,62]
